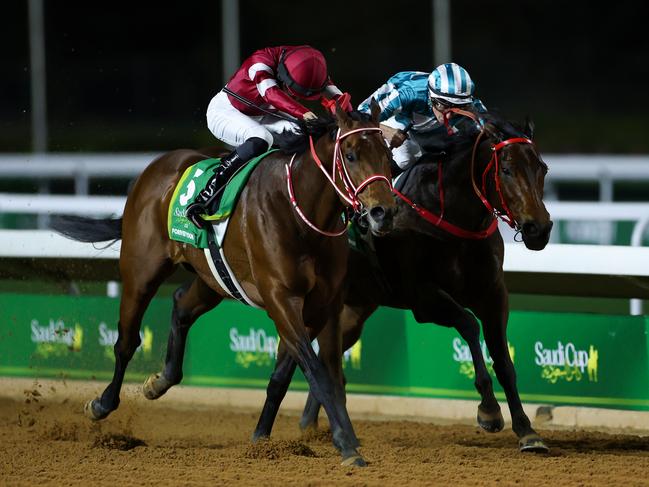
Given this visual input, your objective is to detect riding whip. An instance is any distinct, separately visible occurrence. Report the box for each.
[222,86,299,123]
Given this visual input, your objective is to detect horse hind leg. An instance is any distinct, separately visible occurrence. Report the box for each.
[455,312,504,433]
[252,341,297,441]
[300,391,322,432]
[85,257,174,421]
[143,278,222,400]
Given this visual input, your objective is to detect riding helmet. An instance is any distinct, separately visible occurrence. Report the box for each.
[428,63,475,105]
[277,46,328,100]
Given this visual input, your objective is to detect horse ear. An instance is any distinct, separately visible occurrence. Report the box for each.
[335,101,352,129]
[369,98,381,125]
[524,116,535,139]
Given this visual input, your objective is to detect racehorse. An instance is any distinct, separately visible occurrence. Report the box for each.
[297,110,553,452]
[52,102,397,466]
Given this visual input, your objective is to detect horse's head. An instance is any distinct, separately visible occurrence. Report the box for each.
[330,100,396,236]
[477,116,553,250]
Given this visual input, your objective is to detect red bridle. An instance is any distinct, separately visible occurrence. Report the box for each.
[393,108,533,238]
[286,127,392,236]
[472,133,533,229]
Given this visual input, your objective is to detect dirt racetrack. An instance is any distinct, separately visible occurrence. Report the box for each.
[2,379,649,486]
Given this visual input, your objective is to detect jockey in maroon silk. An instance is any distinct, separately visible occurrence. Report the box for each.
[186,45,352,228]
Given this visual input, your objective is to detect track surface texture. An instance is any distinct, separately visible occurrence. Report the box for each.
[2,380,649,486]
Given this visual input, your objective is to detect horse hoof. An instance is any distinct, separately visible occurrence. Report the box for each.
[142,373,171,400]
[477,408,505,433]
[341,454,367,467]
[299,419,318,432]
[251,432,270,444]
[519,434,549,453]
[84,399,109,421]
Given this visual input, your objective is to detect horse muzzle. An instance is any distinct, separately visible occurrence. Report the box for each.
[365,205,395,236]
[521,220,553,251]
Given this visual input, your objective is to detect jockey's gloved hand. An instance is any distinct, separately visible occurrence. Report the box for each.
[302,118,321,136]
[389,130,409,149]
[303,111,318,121]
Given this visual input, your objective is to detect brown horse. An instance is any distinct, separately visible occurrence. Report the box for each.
[52,103,396,466]
[295,111,553,452]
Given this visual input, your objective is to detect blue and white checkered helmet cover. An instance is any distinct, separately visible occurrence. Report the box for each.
[427,63,475,105]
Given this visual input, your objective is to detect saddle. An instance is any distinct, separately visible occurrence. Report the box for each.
[168,150,277,248]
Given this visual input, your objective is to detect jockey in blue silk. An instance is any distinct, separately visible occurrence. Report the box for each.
[358,63,487,172]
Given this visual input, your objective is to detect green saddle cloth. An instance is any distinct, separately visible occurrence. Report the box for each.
[347,219,365,252]
[168,149,277,248]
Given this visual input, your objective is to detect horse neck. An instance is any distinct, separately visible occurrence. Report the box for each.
[291,134,346,232]
[427,144,495,229]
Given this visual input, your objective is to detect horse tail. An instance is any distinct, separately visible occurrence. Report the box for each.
[50,215,122,244]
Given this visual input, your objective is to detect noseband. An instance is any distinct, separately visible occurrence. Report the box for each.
[286,127,392,236]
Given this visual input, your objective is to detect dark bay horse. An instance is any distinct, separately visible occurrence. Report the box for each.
[52,103,396,466]
[299,111,553,452]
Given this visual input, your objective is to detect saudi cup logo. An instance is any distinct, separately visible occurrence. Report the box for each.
[534,341,599,383]
[451,338,515,379]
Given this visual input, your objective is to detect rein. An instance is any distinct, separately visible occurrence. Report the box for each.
[392,163,499,240]
[394,108,533,238]
[286,127,391,236]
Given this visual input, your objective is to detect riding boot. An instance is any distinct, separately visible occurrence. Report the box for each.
[185,150,245,229]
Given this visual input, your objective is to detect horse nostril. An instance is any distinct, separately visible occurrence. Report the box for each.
[522,222,540,237]
[369,206,386,222]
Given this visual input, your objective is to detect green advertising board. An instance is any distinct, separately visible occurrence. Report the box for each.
[0,294,171,381]
[1,293,648,410]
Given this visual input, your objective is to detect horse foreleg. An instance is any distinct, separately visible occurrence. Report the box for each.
[143,278,222,400]
[310,307,362,448]
[476,291,549,453]
[299,303,375,437]
[252,341,297,441]
[85,258,174,420]
[416,289,503,432]
[266,296,365,467]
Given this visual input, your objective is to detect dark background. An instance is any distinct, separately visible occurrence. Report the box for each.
[3,1,648,153]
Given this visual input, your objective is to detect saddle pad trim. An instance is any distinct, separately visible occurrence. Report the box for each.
[167,164,196,238]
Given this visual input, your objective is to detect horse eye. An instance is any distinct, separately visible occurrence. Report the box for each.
[345,152,356,162]
[502,166,512,176]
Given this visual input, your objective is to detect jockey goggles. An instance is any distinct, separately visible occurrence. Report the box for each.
[277,49,328,99]
[431,97,457,111]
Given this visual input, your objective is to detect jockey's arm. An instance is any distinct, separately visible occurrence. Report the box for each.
[262,84,311,119]
[247,54,311,119]
[358,85,411,147]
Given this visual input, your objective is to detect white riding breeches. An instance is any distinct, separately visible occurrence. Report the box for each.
[206,90,300,148]
[382,116,423,170]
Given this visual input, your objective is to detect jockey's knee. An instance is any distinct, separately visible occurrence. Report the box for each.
[236,136,270,160]
[241,127,274,151]
[392,153,413,170]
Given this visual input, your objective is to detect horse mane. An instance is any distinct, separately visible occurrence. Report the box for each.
[463,111,530,146]
[417,110,531,165]
[274,111,372,155]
